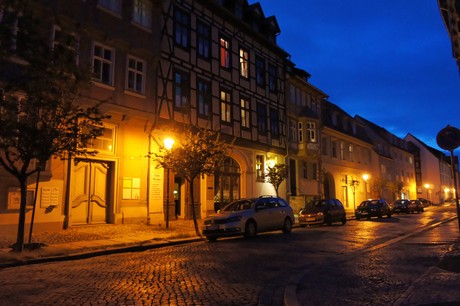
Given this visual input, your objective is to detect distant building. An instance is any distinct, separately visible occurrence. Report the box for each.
[439,0,460,72]
[285,63,327,211]
[320,101,375,211]
[355,116,417,202]
[405,133,457,203]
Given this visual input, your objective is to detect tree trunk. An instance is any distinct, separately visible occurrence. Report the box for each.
[189,177,203,238]
[15,177,28,252]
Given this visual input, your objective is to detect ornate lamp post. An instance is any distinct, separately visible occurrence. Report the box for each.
[164,137,174,229]
[349,179,360,210]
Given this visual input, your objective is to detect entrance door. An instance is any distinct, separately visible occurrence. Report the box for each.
[71,160,110,225]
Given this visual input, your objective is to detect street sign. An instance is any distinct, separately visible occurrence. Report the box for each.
[436,125,460,151]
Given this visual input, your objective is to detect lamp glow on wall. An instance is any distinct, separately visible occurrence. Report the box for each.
[424,183,431,201]
[164,137,174,229]
[362,174,369,199]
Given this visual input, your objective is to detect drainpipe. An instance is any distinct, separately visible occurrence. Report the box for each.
[63,153,72,229]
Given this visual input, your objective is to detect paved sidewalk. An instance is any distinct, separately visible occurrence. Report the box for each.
[0,219,203,268]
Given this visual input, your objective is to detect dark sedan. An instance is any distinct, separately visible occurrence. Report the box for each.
[392,199,411,214]
[355,199,392,220]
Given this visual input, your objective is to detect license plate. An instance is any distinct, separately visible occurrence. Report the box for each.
[306,217,316,222]
[206,225,219,231]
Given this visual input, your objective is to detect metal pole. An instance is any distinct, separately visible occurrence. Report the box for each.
[166,167,170,229]
[449,150,460,231]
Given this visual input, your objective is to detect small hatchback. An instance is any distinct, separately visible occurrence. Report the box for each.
[392,199,411,214]
[202,196,295,242]
[298,199,347,226]
[355,199,392,220]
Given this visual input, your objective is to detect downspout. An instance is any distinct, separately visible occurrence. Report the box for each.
[63,153,72,229]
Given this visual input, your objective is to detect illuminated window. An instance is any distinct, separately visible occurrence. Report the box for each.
[220,37,231,69]
[256,154,265,180]
[239,48,249,78]
[306,122,316,143]
[87,126,115,154]
[220,90,232,123]
[240,97,250,128]
[298,122,303,143]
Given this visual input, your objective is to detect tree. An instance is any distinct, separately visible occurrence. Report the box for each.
[265,163,289,197]
[0,0,108,251]
[152,126,232,237]
[372,177,388,199]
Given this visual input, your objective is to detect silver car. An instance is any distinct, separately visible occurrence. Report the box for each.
[202,196,295,242]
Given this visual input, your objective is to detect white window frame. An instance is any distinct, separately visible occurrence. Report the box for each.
[298,122,303,143]
[239,48,249,78]
[126,55,146,94]
[306,122,316,143]
[92,42,114,86]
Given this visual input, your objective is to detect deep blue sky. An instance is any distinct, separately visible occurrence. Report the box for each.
[257,0,460,152]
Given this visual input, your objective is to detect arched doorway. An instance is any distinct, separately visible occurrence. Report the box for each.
[214,157,240,211]
[323,172,336,199]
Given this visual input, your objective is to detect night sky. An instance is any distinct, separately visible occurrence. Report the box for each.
[257,0,460,152]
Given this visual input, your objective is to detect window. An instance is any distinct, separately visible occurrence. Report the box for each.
[133,0,152,28]
[197,21,210,59]
[256,103,267,134]
[174,70,190,110]
[240,97,250,128]
[303,162,307,179]
[0,9,19,52]
[311,163,317,180]
[239,48,249,78]
[174,7,190,48]
[348,144,353,162]
[126,56,145,94]
[268,64,277,92]
[87,126,115,153]
[332,140,337,158]
[298,122,303,143]
[256,154,265,180]
[255,56,265,87]
[220,37,231,69]
[214,157,241,207]
[92,43,114,86]
[270,108,279,138]
[340,141,345,160]
[321,137,328,156]
[306,122,317,143]
[289,120,297,143]
[98,0,122,14]
[197,79,211,117]
[220,89,231,123]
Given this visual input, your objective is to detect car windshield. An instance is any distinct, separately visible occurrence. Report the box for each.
[221,200,253,212]
[305,200,326,209]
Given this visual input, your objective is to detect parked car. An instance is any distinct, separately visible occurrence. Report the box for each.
[355,199,392,220]
[417,198,432,207]
[202,196,295,242]
[298,198,346,226]
[392,199,411,214]
[408,199,424,213]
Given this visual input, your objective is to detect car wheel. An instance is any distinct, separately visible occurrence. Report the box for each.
[377,213,382,218]
[387,213,392,218]
[325,214,332,226]
[356,215,361,220]
[206,236,217,242]
[341,216,347,225]
[282,218,292,234]
[300,224,307,228]
[244,220,257,238]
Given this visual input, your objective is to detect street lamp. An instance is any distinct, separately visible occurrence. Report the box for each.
[164,137,174,229]
[362,174,369,199]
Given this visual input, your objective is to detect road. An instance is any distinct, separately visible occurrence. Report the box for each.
[0,203,458,306]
